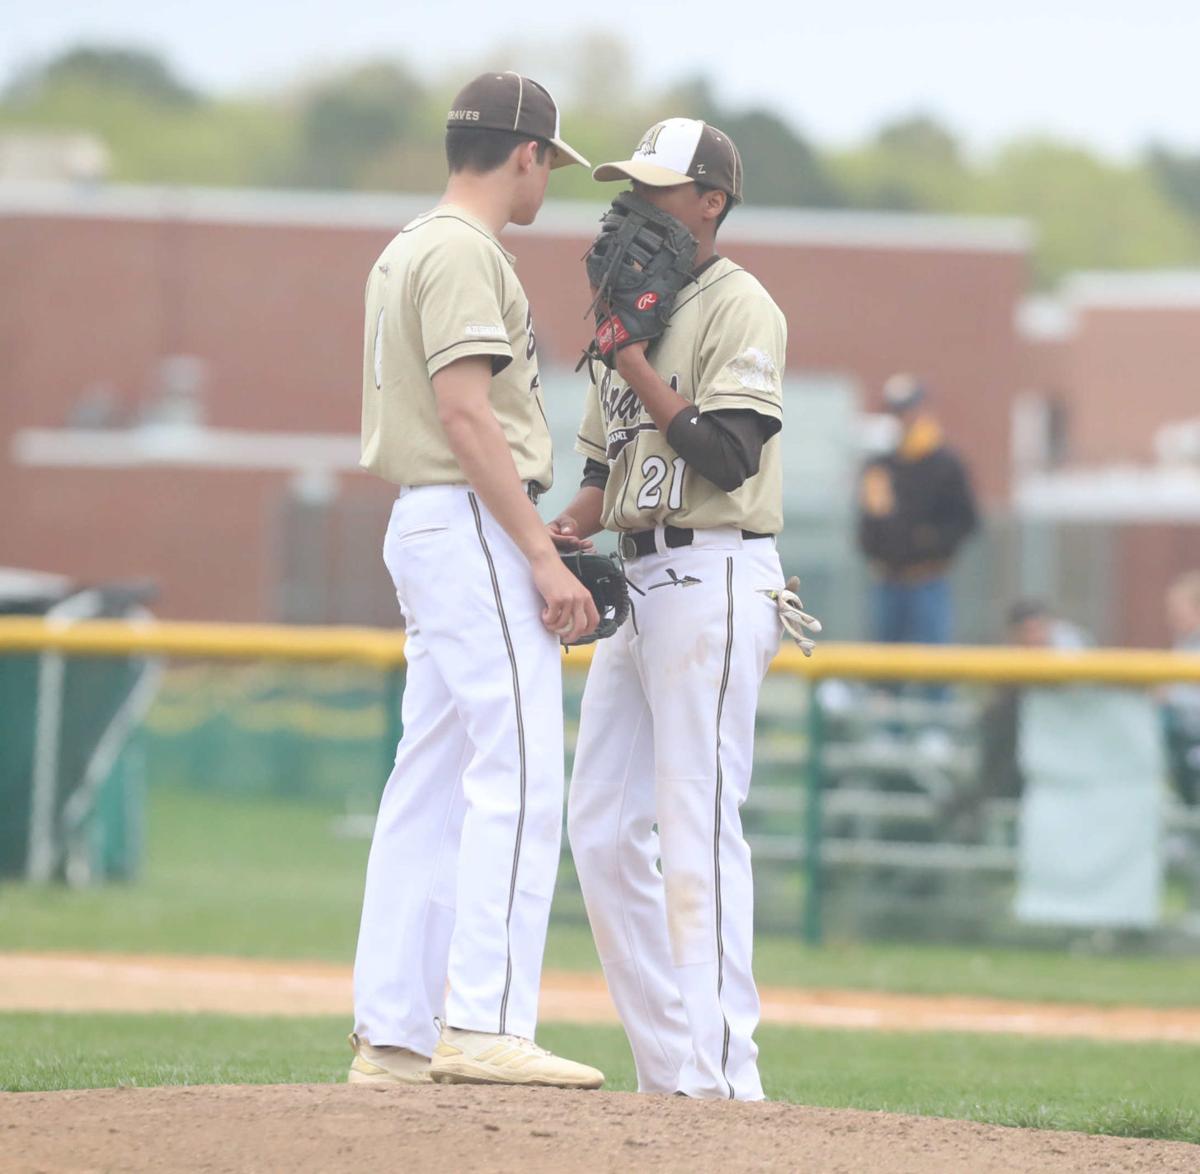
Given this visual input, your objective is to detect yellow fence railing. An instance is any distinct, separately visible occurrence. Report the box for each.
[3,616,1200,684]
[0,618,409,669]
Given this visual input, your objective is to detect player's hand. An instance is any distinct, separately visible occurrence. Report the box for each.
[547,516,594,553]
[531,550,599,644]
[614,339,651,380]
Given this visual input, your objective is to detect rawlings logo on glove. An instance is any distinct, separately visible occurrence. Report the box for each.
[582,191,699,369]
[596,315,630,353]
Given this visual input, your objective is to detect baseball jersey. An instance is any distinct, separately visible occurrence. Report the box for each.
[360,207,553,489]
[575,258,786,533]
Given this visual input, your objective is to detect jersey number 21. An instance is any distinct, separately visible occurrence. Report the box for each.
[636,455,686,510]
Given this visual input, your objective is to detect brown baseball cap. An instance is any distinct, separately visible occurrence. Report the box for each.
[593,118,743,202]
[446,71,589,170]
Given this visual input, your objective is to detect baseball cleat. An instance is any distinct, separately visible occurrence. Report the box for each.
[429,1025,604,1089]
[346,1031,433,1084]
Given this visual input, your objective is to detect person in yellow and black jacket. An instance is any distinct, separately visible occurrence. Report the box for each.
[857,374,978,645]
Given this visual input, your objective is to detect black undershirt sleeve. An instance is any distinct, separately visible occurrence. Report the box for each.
[665,407,779,493]
[581,458,609,491]
[578,408,779,495]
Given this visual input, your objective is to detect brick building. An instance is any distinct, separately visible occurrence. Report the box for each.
[1020,272,1200,468]
[3,183,1030,624]
[1016,273,1200,647]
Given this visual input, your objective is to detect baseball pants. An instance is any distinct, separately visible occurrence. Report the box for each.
[353,485,565,1055]
[567,531,782,1100]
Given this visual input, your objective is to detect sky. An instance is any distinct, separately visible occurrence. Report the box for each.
[4,0,1199,157]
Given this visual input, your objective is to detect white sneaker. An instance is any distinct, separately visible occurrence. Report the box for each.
[429,1025,604,1089]
[347,1032,432,1085]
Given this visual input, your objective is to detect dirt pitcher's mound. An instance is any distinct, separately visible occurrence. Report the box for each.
[2,1084,1196,1173]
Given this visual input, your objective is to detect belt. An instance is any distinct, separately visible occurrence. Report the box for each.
[399,481,543,503]
[618,525,773,560]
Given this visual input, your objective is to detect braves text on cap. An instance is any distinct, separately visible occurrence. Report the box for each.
[445,71,589,170]
[593,118,743,203]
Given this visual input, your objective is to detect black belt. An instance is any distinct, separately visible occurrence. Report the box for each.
[618,525,773,560]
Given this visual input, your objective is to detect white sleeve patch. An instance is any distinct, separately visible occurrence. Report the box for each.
[727,347,779,393]
[465,323,507,337]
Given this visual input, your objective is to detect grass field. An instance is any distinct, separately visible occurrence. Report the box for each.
[3,786,1200,1146]
[3,1013,1199,1143]
[4,787,1200,1007]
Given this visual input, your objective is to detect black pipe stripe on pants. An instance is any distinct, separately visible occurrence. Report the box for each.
[714,555,735,1099]
[468,491,527,1035]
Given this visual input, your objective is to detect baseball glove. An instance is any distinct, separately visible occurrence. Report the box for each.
[583,190,698,369]
[560,551,631,645]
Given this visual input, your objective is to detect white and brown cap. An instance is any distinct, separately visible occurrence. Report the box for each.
[883,373,927,413]
[593,118,743,202]
[446,71,589,170]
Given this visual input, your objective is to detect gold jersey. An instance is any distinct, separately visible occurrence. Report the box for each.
[576,257,785,533]
[361,206,552,489]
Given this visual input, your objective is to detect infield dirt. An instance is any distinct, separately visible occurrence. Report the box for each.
[3,1083,1198,1173]
[4,952,1200,1043]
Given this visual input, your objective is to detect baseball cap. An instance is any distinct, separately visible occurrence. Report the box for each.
[882,373,927,413]
[593,118,743,203]
[446,72,589,170]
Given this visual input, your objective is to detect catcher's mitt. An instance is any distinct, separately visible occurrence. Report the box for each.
[583,191,698,369]
[560,551,631,645]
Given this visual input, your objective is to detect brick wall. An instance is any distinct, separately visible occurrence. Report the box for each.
[1,190,1028,621]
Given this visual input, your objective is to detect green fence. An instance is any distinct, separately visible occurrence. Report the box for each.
[122,660,1199,949]
[5,616,1200,952]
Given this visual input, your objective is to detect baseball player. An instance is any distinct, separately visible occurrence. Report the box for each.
[554,119,791,1101]
[349,72,603,1089]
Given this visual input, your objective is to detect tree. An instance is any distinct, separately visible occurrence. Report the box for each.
[830,113,969,212]
[875,114,961,167]
[294,62,426,188]
[5,45,198,107]
[971,139,1200,285]
[1147,145,1200,223]
[663,77,845,207]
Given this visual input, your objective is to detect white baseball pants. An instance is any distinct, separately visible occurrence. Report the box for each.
[353,485,565,1054]
[567,532,782,1100]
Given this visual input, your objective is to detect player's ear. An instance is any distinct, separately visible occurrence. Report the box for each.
[702,189,727,223]
[514,139,541,174]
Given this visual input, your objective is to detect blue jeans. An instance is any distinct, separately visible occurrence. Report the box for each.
[871,576,953,645]
[871,577,953,703]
